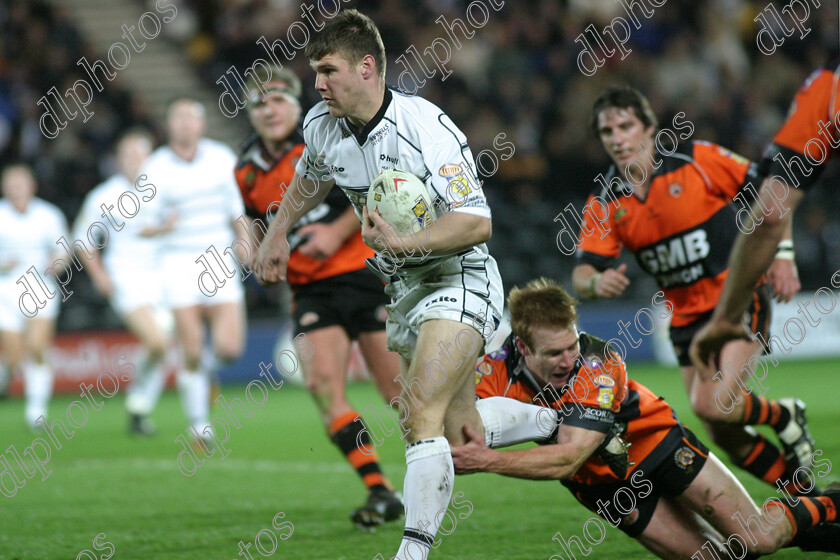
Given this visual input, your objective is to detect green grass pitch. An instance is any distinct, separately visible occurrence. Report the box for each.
[0,359,837,559]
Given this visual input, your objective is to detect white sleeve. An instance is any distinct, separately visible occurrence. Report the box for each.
[294,123,331,182]
[421,114,491,219]
[222,150,245,221]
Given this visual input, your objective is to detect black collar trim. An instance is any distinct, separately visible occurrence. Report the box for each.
[347,88,392,145]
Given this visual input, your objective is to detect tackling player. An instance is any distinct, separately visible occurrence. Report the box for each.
[140,98,248,441]
[73,128,169,435]
[252,10,550,559]
[0,164,68,427]
[572,86,816,496]
[692,60,840,367]
[236,67,403,527]
[454,278,840,558]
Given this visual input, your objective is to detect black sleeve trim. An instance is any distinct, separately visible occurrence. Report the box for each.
[576,250,617,271]
[759,143,825,192]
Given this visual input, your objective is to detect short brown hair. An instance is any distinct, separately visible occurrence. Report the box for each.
[508,278,579,349]
[304,9,386,81]
[589,85,658,138]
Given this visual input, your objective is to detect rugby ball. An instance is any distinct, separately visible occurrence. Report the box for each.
[367,170,435,234]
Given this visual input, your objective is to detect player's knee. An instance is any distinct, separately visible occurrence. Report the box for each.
[690,395,726,423]
[215,344,242,364]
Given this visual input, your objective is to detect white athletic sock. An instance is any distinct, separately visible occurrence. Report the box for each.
[476,396,558,448]
[24,362,53,426]
[396,437,453,560]
[126,353,166,416]
[176,368,210,434]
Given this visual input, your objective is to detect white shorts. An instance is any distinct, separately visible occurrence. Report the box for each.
[161,252,244,309]
[383,251,504,360]
[0,274,60,332]
[110,266,165,317]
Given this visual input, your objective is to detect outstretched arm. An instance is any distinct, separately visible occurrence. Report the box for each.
[452,423,604,481]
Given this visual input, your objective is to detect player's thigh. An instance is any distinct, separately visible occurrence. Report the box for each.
[442,360,484,445]
[0,329,25,366]
[299,325,353,391]
[205,299,246,360]
[407,319,482,415]
[676,453,791,552]
[357,330,400,402]
[637,498,725,560]
[123,306,167,355]
[25,317,56,359]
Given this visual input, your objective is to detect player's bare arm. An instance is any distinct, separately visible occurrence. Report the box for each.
[452,422,605,480]
[690,178,804,368]
[766,216,800,303]
[297,206,359,261]
[572,263,630,299]
[253,172,335,282]
[362,207,491,257]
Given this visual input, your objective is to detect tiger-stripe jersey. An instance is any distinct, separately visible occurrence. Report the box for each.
[576,140,763,327]
[760,58,840,190]
[474,333,680,486]
[235,135,372,286]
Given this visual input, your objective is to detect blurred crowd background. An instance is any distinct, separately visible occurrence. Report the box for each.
[1,0,838,332]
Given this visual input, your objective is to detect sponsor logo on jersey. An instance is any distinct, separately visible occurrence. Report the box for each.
[717,147,750,167]
[338,121,352,139]
[674,446,696,469]
[440,163,473,208]
[488,346,509,361]
[582,407,612,422]
[475,361,493,385]
[300,312,319,326]
[412,197,432,228]
[597,388,614,409]
[380,154,399,165]
[594,375,615,387]
[668,182,682,197]
[614,208,628,222]
[425,295,458,307]
[638,229,710,276]
[244,168,257,190]
[369,123,390,145]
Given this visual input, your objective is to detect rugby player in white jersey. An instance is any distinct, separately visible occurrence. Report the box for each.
[140,98,248,441]
[73,129,170,435]
[0,164,69,427]
[253,10,560,559]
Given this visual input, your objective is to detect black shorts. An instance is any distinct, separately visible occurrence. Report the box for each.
[563,423,709,538]
[292,269,389,339]
[669,284,773,366]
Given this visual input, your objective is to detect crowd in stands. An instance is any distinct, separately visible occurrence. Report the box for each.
[2,0,838,330]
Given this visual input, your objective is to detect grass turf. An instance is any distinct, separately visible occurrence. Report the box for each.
[0,358,837,559]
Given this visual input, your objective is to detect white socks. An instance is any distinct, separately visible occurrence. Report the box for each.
[126,353,166,416]
[476,396,558,448]
[397,437,453,560]
[24,362,52,426]
[176,368,210,434]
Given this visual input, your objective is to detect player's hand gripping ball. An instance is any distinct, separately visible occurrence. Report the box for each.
[366,169,436,234]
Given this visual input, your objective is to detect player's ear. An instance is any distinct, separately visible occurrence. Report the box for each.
[514,336,530,357]
[359,54,377,80]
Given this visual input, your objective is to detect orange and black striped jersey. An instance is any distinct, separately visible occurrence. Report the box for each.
[475,333,679,486]
[235,134,374,286]
[576,141,763,327]
[760,58,840,190]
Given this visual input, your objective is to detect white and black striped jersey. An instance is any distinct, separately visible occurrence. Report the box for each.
[295,88,493,269]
